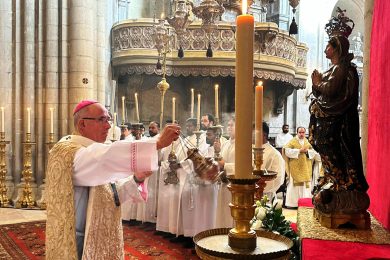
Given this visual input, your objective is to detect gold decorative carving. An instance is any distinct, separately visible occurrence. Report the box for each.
[15,133,37,209]
[111,20,308,88]
[0,132,11,207]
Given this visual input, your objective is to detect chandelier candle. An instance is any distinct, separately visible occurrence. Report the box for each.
[134,93,140,122]
[234,3,254,179]
[197,93,201,130]
[121,96,125,123]
[255,81,263,148]
[215,84,219,119]
[191,88,194,118]
[172,97,176,123]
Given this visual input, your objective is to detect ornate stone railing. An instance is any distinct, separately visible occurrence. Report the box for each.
[111,18,308,88]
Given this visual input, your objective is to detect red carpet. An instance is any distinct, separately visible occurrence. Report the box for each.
[0,221,199,259]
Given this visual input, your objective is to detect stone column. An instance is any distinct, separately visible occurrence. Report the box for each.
[361,0,374,174]
[59,0,69,137]
[0,0,15,199]
[68,0,96,132]
[37,0,60,207]
[97,0,106,104]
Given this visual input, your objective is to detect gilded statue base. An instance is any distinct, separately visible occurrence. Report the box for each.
[313,190,371,229]
[313,208,371,229]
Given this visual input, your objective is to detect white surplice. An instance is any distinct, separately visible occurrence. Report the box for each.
[181,165,218,237]
[275,132,293,149]
[156,160,190,235]
[262,142,285,201]
[215,139,235,228]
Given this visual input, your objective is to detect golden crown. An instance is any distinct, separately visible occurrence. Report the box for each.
[325,7,355,38]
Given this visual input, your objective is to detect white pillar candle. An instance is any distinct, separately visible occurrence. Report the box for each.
[49,107,54,134]
[191,88,194,118]
[255,81,263,148]
[234,0,254,178]
[134,93,140,122]
[215,84,219,119]
[172,97,176,123]
[121,96,125,123]
[197,94,201,130]
[27,107,31,133]
[1,107,4,132]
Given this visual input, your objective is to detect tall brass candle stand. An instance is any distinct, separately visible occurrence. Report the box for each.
[193,147,292,259]
[212,125,223,161]
[0,132,12,207]
[15,133,37,209]
[37,133,55,209]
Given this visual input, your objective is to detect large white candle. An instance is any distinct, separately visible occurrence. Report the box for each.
[134,93,140,122]
[49,107,54,134]
[172,97,176,123]
[255,81,263,148]
[197,93,201,130]
[1,107,4,132]
[121,96,125,123]
[191,88,194,118]
[27,107,31,133]
[235,1,254,178]
[215,84,219,119]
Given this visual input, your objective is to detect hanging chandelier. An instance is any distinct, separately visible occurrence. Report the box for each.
[167,0,194,58]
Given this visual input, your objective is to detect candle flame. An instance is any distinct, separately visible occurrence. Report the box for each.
[161,12,165,19]
[215,84,219,89]
[173,97,176,101]
[122,96,125,100]
[242,0,247,15]
[191,88,194,92]
[135,93,138,97]
[257,81,263,87]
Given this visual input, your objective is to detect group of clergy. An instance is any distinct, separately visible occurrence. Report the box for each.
[119,114,322,243]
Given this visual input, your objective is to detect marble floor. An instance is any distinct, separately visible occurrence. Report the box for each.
[0,208,47,225]
[1,207,297,226]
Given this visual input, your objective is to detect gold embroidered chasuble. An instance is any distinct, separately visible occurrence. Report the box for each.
[283,137,313,186]
[46,139,124,260]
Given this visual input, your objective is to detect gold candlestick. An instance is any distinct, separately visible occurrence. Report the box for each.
[193,130,203,148]
[15,132,37,209]
[212,125,223,161]
[227,175,260,251]
[38,133,55,209]
[0,132,12,207]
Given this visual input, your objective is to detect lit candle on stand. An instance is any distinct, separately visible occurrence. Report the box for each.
[49,107,54,134]
[215,84,219,120]
[197,93,201,130]
[234,0,254,179]
[1,107,4,132]
[255,81,263,148]
[121,96,125,123]
[191,88,194,118]
[134,93,140,123]
[172,97,176,123]
[27,107,31,133]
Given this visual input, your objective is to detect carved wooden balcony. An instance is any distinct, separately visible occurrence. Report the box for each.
[111,18,308,89]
